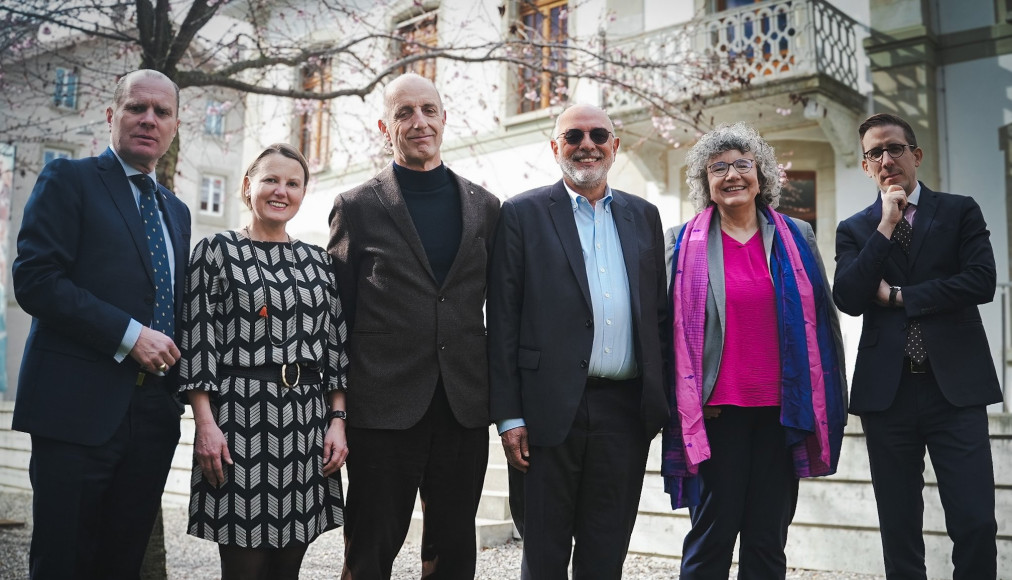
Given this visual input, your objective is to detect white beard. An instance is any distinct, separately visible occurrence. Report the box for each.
[559,155,611,189]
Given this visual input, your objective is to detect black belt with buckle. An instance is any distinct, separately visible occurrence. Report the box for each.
[586,376,640,388]
[905,357,929,374]
[135,371,167,388]
[219,363,322,388]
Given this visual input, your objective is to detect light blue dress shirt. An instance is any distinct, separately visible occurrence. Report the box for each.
[497,183,637,435]
[566,183,637,380]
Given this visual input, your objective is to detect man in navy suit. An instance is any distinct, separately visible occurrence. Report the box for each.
[488,104,668,578]
[13,69,191,579]
[834,113,1000,580]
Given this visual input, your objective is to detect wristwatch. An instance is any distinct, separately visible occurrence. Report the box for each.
[888,286,900,307]
[326,409,347,422]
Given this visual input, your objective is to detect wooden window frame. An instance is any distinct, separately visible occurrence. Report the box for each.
[298,58,332,168]
[396,10,439,81]
[515,0,568,115]
[780,170,817,232]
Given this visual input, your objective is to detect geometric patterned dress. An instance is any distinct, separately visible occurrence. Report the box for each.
[179,230,349,548]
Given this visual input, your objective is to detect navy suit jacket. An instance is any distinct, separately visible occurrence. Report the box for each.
[833,183,1001,413]
[487,180,669,447]
[12,147,191,445]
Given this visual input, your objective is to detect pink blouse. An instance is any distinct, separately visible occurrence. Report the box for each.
[708,231,781,407]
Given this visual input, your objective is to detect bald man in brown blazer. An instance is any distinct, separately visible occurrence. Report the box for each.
[327,73,500,579]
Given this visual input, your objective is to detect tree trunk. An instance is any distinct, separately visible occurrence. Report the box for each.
[142,132,181,580]
[157,133,180,192]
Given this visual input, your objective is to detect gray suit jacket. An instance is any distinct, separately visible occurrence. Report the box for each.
[665,209,847,408]
[328,164,501,429]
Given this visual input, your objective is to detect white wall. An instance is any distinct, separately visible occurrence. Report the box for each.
[642,0,697,30]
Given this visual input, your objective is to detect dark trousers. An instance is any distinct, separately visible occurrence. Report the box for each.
[516,378,650,580]
[342,383,489,580]
[680,406,799,580]
[28,385,181,580]
[860,363,997,580]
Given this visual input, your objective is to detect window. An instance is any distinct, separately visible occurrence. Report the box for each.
[779,170,816,231]
[515,0,568,114]
[53,68,78,109]
[715,0,761,10]
[1000,0,1012,23]
[42,148,72,165]
[204,100,227,136]
[396,10,439,81]
[200,175,225,216]
[297,58,331,168]
[712,0,792,75]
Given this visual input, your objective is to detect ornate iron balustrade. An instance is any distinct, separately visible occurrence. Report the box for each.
[604,0,860,111]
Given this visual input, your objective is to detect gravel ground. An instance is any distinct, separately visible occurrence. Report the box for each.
[0,490,887,579]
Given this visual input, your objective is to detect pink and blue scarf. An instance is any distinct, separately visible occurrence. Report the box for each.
[663,205,846,509]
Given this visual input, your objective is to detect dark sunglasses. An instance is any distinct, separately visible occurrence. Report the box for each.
[558,128,613,146]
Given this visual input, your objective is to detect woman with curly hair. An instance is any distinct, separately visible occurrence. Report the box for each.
[662,123,848,579]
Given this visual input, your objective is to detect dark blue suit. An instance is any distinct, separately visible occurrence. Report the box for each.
[834,184,1000,580]
[13,147,190,579]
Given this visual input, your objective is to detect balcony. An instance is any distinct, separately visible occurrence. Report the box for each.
[604,0,864,113]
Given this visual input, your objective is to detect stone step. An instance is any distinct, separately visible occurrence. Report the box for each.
[483,463,509,492]
[476,490,511,521]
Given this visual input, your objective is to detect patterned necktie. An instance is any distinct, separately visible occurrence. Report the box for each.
[130,174,174,338]
[892,213,926,363]
[892,214,913,253]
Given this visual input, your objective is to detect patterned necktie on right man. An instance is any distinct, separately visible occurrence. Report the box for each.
[130,173,174,338]
[891,215,925,364]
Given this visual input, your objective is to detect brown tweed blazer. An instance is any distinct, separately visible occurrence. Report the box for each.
[328,164,500,429]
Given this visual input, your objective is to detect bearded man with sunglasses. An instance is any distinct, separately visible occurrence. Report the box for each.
[488,104,669,578]
[834,113,1000,580]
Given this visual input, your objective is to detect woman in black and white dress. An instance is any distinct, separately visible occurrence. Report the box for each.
[179,143,348,579]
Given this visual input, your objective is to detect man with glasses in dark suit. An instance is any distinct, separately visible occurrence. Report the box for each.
[834,113,1000,580]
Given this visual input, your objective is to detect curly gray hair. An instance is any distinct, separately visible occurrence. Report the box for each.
[685,123,781,213]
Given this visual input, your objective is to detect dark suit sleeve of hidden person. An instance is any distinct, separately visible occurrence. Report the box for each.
[14,158,139,353]
[833,191,996,318]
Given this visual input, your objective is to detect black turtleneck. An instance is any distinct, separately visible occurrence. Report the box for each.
[392,162,462,285]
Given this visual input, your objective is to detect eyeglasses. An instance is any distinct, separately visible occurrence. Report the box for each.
[863,143,916,163]
[708,158,755,177]
[558,128,613,146]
